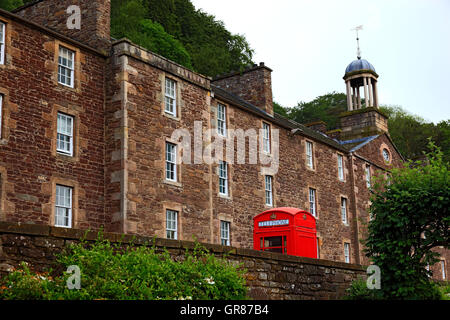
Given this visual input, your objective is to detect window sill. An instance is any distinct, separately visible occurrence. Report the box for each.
[56,152,77,162]
[163,112,180,122]
[163,179,182,188]
[219,193,232,200]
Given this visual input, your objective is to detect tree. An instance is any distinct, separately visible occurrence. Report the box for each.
[146,0,254,77]
[287,92,347,130]
[364,141,449,299]
[110,0,192,68]
[0,0,23,11]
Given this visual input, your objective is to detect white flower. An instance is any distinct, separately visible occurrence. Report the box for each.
[204,277,215,285]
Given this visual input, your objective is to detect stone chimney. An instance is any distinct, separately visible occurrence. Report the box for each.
[14,0,111,53]
[305,121,327,134]
[213,62,274,115]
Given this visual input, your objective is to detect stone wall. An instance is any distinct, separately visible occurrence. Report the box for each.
[14,0,111,53]
[0,222,366,300]
[0,11,107,230]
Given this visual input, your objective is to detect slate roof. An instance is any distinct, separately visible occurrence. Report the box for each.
[211,85,348,152]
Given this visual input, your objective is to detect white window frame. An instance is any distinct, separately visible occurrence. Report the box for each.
[166,209,178,240]
[56,112,74,156]
[338,154,344,180]
[219,160,228,196]
[165,142,177,182]
[309,188,316,217]
[58,46,75,88]
[164,78,177,117]
[220,220,230,246]
[0,94,3,139]
[441,260,446,280]
[306,141,313,169]
[55,185,73,228]
[262,122,271,154]
[217,103,227,137]
[365,164,371,188]
[0,22,5,65]
[265,175,273,206]
[341,197,348,224]
[344,243,350,263]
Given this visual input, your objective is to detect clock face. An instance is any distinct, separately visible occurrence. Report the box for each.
[383,149,390,162]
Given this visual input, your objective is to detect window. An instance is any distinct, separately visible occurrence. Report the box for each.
[442,261,446,280]
[0,22,5,65]
[58,47,75,87]
[309,188,316,217]
[55,185,72,228]
[260,236,287,254]
[262,122,270,153]
[220,220,230,246]
[164,78,176,117]
[57,113,74,156]
[382,148,390,163]
[0,94,3,139]
[165,142,177,182]
[166,209,178,240]
[365,165,371,188]
[344,243,350,263]
[217,103,226,137]
[219,160,228,196]
[341,197,348,224]
[338,154,344,180]
[306,141,313,169]
[265,175,273,206]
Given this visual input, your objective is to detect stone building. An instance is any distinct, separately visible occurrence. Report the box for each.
[0,0,447,280]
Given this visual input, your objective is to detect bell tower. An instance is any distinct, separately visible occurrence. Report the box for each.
[339,26,388,141]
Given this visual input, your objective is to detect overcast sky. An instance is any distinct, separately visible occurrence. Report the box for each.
[191,0,450,124]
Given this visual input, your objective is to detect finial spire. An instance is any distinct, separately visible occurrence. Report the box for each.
[351,25,363,59]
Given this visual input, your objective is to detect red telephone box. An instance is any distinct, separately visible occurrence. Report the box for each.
[253,207,318,258]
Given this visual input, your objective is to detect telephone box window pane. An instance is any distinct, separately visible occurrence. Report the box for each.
[262,236,285,254]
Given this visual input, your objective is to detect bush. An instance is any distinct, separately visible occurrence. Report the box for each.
[343,278,383,300]
[364,141,449,299]
[0,235,248,300]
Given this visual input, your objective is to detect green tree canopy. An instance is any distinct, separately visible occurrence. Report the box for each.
[111,0,192,68]
[0,0,23,11]
[365,141,449,299]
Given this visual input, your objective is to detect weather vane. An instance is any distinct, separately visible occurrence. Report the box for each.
[351,25,363,60]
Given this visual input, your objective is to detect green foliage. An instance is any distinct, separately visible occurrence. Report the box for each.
[438,283,450,300]
[0,0,23,11]
[286,92,347,130]
[0,236,248,300]
[111,0,192,69]
[343,277,383,300]
[380,106,450,162]
[273,101,288,117]
[364,141,449,299]
[146,0,254,77]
